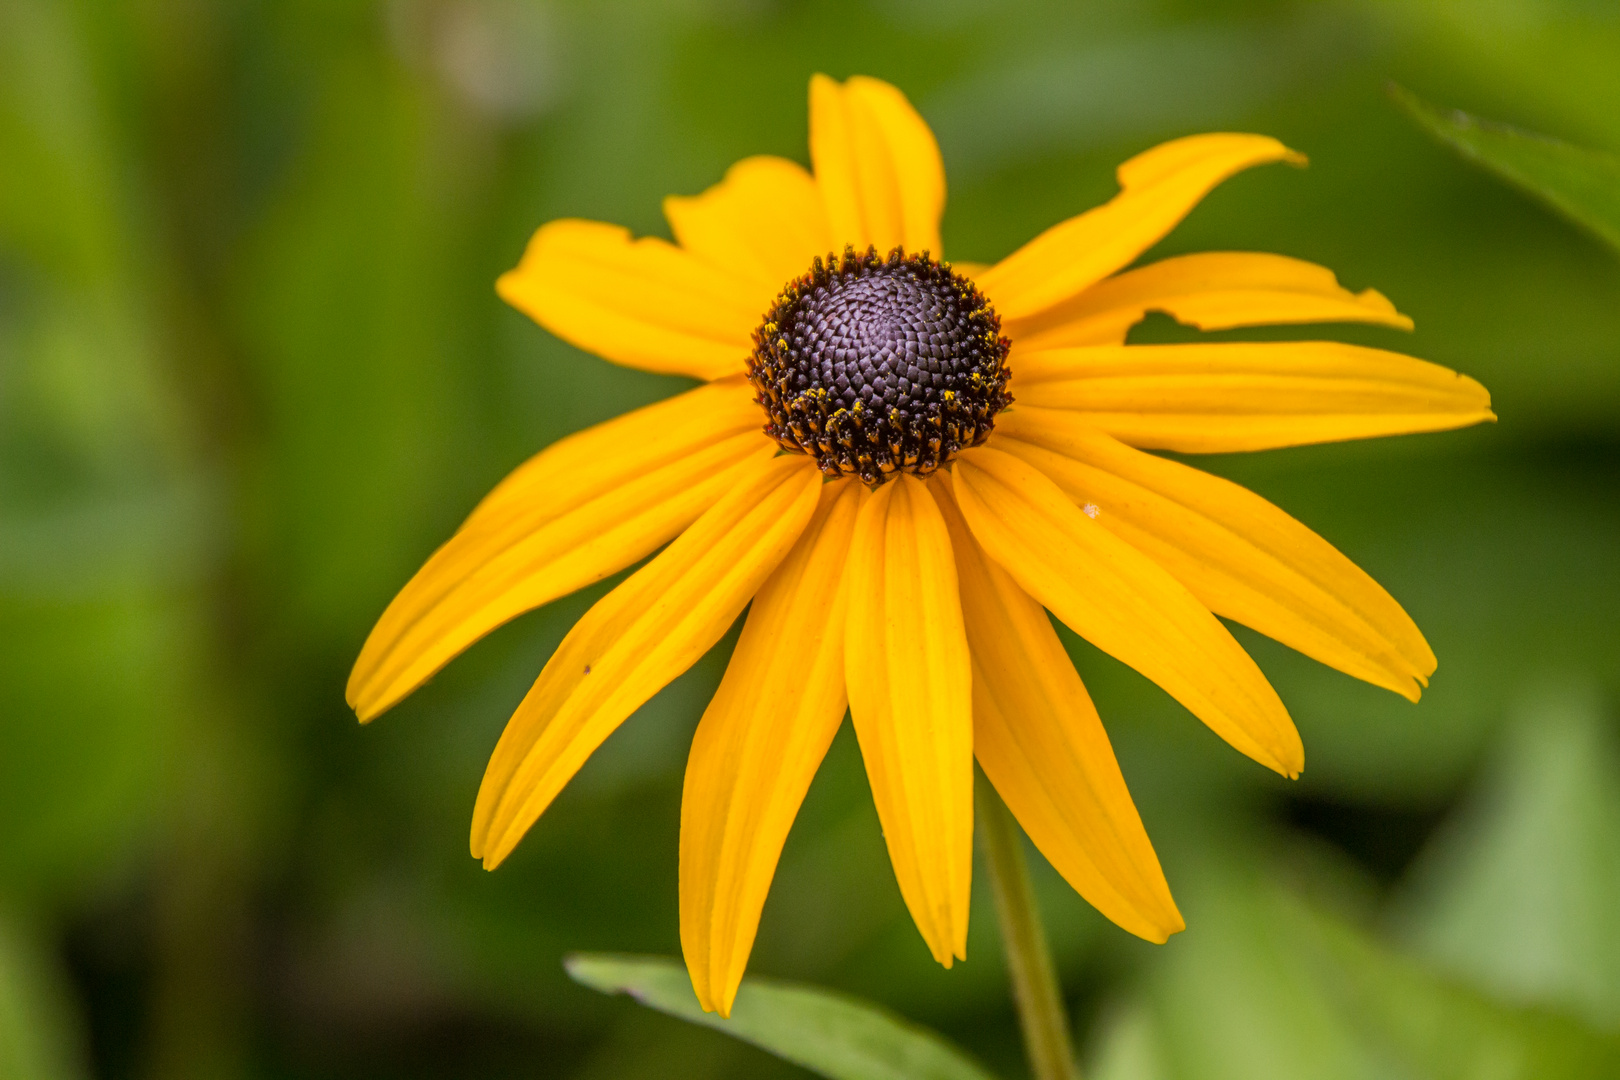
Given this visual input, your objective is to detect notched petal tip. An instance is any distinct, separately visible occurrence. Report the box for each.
[1354,287,1415,331]
[345,675,377,724]
[1132,897,1186,944]
[1245,719,1304,779]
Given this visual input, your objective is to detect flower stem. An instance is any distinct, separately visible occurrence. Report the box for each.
[977,775,1082,1080]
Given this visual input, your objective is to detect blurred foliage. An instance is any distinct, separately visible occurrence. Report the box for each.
[0,913,87,1080]
[0,0,1617,1078]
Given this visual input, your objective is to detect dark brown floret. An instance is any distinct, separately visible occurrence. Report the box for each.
[747,246,1012,486]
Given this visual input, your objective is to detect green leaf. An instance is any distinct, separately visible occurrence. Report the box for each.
[1391,84,1620,254]
[565,954,1000,1080]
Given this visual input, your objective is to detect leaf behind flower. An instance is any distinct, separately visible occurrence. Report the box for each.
[1392,84,1620,255]
[566,953,1001,1080]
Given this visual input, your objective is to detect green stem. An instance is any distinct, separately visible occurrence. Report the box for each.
[977,775,1082,1080]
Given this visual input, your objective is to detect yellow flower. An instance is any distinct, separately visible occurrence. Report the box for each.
[347,75,1493,1016]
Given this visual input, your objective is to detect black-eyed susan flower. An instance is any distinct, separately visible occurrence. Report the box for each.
[347,74,1493,1017]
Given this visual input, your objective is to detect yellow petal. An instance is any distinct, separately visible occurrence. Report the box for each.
[995,411,1436,700]
[496,219,760,380]
[844,474,973,964]
[664,155,833,296]
[928,477,1183,943]
[952,448,1302,777]
[1008,252,1414,349]
[347,380,771,721]
[1012,341,1496,452]
[810,74,946,257]
[470,455,823,868]
[977,134,1305,321]
[680,480,861,1017]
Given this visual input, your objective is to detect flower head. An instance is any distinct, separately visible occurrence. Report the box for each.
[347,74,1493,1017]
[749,245,1012,483]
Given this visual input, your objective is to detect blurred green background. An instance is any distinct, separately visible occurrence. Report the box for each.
[2,0,1618,1077]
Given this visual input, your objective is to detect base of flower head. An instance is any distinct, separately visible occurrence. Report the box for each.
[748,246,1012,486]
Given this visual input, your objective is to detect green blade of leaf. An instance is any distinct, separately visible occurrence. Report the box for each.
[565,954,1001,1080]
[1391,84,1620,254]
